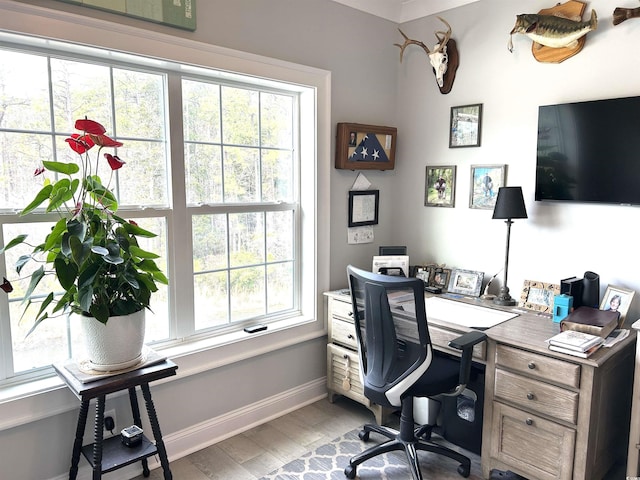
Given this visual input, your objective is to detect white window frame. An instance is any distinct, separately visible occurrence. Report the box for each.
[0,1,330,429]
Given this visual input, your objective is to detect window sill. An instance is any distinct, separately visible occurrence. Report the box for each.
[0,314,326,432]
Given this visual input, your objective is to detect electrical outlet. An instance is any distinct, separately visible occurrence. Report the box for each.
[104,409,117,436]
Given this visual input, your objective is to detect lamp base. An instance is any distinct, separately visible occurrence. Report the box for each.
[493,286,516,306]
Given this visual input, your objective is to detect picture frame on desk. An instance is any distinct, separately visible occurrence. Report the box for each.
[519,279,560,313]
[448,269,484,297]
[428,265,451,290]
[600,285,635,327]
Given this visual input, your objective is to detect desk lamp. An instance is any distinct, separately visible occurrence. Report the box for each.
[492,186,527,306]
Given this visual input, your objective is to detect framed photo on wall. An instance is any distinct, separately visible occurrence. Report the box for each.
[600,285,635,327]
[425,165,456,207]
[348,190,379,227]
[449,103,482,148]
[335,123,397,170]
[469,164,506,210]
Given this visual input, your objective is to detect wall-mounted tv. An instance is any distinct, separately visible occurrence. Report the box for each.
[535,95,640,206]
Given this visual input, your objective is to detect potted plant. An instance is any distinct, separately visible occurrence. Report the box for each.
[0,118,168,370]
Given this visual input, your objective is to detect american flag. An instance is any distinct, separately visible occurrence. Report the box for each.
[349,133,389,162]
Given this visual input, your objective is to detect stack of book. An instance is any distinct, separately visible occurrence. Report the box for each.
[547,330,604,358]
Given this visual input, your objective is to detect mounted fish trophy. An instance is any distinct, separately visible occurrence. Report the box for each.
[508,1,597,63]
[395,17,459,94]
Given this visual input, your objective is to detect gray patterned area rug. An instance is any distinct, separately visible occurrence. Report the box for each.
[259,428,482,480]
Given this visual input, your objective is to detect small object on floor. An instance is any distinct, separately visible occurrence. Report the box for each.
[489,469,528,480]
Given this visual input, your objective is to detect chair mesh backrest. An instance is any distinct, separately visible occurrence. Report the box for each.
[347,265,433,407]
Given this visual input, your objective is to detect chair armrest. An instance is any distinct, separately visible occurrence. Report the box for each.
[447,330,487,386]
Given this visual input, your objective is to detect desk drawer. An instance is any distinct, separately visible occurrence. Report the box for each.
[429,325,486,361]
[327,344,365,402]
[331,318,358,349]
[329,297,353,322]
[490,402,575,480]
[494,369,579,424]
[495,344,580,389]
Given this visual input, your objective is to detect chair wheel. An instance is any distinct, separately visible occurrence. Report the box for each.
[358,430,370,441]
[457,464,470,477]
[344,464,357,479]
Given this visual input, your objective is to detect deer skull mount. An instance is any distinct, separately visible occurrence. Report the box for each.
[395,17,459,94]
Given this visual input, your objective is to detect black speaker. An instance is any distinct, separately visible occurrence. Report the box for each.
[561,277,584,308]
[581,271,600,308]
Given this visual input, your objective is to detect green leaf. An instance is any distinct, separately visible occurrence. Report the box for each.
[69,235,91,267]
[54,256,78,291]
[103,242,123,265]
[21,185,53,216]
[77,261,100,291]
[67,219,87,241]
[0,234,28,254]
[78,283,94,314]
[15,255,31,274]
[91,246,109,256]
[22,266,45,304]
[129,245,159,259]
[46,179,71,212]
[43,160,80,175]
[44,218,68,252]
[122,221,157,238]
[25,312,49,338]
[89,188,118,211]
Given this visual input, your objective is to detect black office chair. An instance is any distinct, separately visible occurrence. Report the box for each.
[344,265,487,480]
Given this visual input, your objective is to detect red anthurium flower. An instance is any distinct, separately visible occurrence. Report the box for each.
[89,133,123,148]
[1,277,13,293]
[104,153,125,170]
[75,118,106,135]
[65,134,95,154]
[129,220,138,226]
[34,166,45,176]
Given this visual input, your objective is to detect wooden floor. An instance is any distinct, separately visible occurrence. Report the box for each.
[132,396,485,480]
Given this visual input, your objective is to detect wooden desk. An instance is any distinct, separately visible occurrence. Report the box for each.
[324,290,635,479]
[54,359,178,480]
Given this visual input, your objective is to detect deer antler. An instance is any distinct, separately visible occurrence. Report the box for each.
[433,17,452,52]
[394,28,431,62]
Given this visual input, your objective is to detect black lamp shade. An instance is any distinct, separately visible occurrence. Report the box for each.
[492,187,528,220]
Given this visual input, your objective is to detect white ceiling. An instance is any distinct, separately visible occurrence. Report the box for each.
[331,0,479,23]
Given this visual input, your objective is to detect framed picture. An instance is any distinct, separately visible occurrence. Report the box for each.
[415,266,430,283]
[428,266,452,290]
[519,280,560,313]
[348,190,379,227]
[448,269,484,297]
[425,165,456,208]
[449,103,482,148]
[335,123,397,170]
[600,285,635,327]
[469,164,506,210]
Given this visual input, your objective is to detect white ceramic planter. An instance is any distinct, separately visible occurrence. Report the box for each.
[80,310,146,371]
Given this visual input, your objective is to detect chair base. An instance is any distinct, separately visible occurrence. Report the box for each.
[344,422,471,480]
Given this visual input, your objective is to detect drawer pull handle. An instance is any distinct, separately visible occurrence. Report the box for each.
[526,418,533,426]
[348,334,354,340]
[527,392,535,400]
[342,356,352,391]
[528,362,536,370]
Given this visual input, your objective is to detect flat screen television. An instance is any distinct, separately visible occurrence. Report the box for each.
[535,95,640,205]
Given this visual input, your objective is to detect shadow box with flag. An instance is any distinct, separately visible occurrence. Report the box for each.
[335,123,397,170]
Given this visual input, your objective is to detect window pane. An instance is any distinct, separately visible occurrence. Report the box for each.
[262,149,293,202]
[266,211,293,261]
[224,146,259,202]
[267,262,294,313]
[192,214,228,272]
[222,86,258,146]
[194,272,228,330]
[0,50,51,131]
[230,266,265,321]
[51,59,112,133]
[117,139,168,206]
[0,132,53,210]
[185,143,223,205]
[113,69,165,139]
[229,212,264,267]
[261,93,293,149]
[183,80,221,143]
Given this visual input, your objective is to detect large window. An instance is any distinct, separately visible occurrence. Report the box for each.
[0,32,315,383]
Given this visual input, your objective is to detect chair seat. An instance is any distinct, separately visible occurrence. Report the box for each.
[407,352,461,398]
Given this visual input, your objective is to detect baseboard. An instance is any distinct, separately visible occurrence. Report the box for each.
[49,377,327,480]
